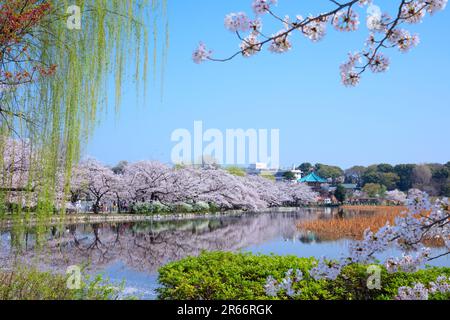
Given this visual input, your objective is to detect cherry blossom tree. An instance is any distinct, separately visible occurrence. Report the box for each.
[0,136,74,211]
[0,136,44,211]
[279,181,319,205]
[71,159,118,214]
[385,189,407,203]
[0,137,32,192]
[193,0,448,86]
[243,174,288,207]
[198,168,267,210]
[69,159,318,213]
[122,161,172,204]
[162,166,204,203]
[1,1,168,217]
[167,167,266,210]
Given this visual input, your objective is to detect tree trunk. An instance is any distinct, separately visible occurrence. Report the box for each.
[93,200,100,214]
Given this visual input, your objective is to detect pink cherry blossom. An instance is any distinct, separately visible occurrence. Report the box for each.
[332,9,360,32]
[401,1,426,24]
[252,0,277,15]
[369,53,390,73]
[192,42,212,64]
[224,12,251,32]
[268,31,291,53]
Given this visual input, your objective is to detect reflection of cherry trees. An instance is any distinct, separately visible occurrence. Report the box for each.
[0,213,306,273]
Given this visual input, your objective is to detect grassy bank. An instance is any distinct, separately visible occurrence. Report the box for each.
[157,252,450,300]
[0,268,121,300]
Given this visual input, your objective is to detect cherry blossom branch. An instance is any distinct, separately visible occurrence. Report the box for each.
[193,0,448,86]
[205,0,360,63]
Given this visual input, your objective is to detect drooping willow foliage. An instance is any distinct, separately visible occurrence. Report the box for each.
[0,0,169,218]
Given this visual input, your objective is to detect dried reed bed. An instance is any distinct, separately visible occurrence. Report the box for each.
[339,205,404,212]
[298,206,444,247]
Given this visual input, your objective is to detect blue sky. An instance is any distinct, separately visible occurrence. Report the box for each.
[86,0,450,169]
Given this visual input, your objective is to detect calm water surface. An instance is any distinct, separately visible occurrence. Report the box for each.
[1,208,449,299]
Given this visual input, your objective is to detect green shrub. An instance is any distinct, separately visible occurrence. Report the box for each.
[208,202,220,213]
[191,201,210,213]
[172,201,211,213]
[0,268,122,300]
[132,202,151,214]
[157,252,450,300]
[226,166,246,177]
[151,201,171,214]
[158,252,319,300]
[172,202,193,213]
[132,201,221,215]
[132,201,171,215]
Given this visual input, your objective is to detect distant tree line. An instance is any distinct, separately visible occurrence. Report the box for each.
[296,162,450,197]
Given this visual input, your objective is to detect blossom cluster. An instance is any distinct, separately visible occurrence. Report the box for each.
[397,275,450,300]
[265,269,303,298]
[193,0,448,86]
[309,258,343,281]
[385,189,407,203]
[332,9,360,32]
[266,269,450,300]
[192,42,212,64]
[385,248,431,273]
[224,12,251,33]
[252,0,278,16]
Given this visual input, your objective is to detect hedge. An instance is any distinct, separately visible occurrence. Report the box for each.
[157,251,450,300]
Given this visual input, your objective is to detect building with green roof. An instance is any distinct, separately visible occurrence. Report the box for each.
[298,172,328,187]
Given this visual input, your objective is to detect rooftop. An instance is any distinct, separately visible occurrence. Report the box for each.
[298,172,327,183]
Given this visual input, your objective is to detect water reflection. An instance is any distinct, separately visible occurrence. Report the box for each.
[1,208,449,276]
[1,210,322,273]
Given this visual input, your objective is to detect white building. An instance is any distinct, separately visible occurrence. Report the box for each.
[247,163,303,182]
[248,162,269,170]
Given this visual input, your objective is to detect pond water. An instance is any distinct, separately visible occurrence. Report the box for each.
[1,208,449,299]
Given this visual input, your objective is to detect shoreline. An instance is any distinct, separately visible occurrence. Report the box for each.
[0,205,406,228]
[0,206,311,228]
